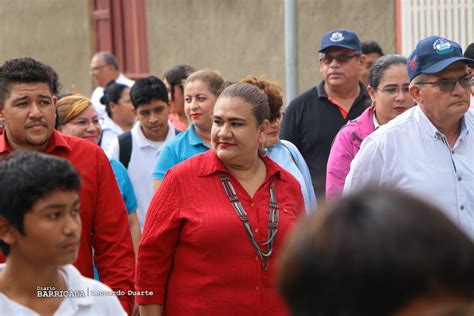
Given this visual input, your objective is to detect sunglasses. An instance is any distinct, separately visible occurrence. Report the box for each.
[320,53,360,65]
[417,74,471,92]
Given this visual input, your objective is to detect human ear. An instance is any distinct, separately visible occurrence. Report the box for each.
[258,120,270,144]
[367,85,377,104]
[409,84,423,104]
[0,216,17,246]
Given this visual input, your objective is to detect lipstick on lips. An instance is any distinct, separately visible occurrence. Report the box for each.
[219,142,235,149]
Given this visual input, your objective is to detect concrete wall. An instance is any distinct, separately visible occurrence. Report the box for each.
[0,0,93,96]
[146,0,396,102]
[146,0,285,86]
[0,0,396,101]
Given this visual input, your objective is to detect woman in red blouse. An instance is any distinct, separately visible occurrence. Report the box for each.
[137,79,305,316]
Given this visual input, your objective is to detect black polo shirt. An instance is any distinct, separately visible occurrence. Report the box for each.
[280,81,370,200]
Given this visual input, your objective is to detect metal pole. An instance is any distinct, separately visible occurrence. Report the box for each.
[284,0,298,106]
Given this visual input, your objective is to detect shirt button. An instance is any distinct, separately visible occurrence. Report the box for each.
[254,228,259,233]
[451,151,455,154]
[255,256,259,261]
[256,286,260,291]
[460,205,465,210]
[458,176,462,181]
[251,202,255,206]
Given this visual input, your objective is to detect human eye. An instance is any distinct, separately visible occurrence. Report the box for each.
[139,110,150,117]
[232,122,243,127]
[46,212,61,220]
[336,55,350,62]
[402,85,410,93]
[184,97,192,103]
[437,78,455,89]
[71,207,80,217]
[459,75,471,87]
[213,118,222,125]
[75,119,88,127]
[15,100,28,107]
[39,99,51,106]
[382,86,398,94]
[153,107,164,114]
[197,96,207,102]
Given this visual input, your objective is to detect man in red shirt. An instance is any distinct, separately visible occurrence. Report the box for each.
[0,57,135,314]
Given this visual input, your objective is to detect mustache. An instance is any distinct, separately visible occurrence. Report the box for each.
[328,70,344,75]
[25,120,48,128]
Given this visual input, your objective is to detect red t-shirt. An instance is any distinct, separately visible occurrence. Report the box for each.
[136,150,305,315]
[0,131,135,314]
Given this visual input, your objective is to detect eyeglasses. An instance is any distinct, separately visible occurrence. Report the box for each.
[69,117,104,128]
[90,64,109,72]
[377,84,410,95]
[320,53,360,65]
[417,74,471,92]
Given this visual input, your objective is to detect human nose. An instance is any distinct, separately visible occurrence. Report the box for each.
[189,98,199,110]
[63,212,81,236]
[28,102,44,118]
[218,122,230,137]
[394,87,406,101]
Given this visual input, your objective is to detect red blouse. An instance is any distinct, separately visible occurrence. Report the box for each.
[136,150,305,315]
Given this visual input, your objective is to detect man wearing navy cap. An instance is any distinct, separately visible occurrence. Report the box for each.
[280,29,370,200]
[344,36,474,239]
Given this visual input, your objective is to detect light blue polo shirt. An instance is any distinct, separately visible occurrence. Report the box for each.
[109,158,138,215]
[152,125,210,180]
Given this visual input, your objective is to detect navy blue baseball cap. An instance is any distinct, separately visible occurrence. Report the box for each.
[407,35,474,81]
[319,29,361,53]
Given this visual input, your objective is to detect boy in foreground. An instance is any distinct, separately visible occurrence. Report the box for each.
[0,152,126,315]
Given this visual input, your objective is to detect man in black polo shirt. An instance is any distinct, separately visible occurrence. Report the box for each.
[280,29,371,200]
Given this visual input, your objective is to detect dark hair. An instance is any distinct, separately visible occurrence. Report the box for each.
[361,41,384,56]
[239,75,283,122]
[94,51,119,70]
[368,54,407,90]
[465,43,474,67]
[184,69,225,98]
[0,57,59,104]
[100,80,129,118]
[219,82,270,125]
[130,76,168,109]
[0,152,81,256]
[278,187,474,316]
[164,65,195,100]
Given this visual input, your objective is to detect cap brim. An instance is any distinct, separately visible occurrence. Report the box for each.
[423,57,474,74]
[319,44,361,53]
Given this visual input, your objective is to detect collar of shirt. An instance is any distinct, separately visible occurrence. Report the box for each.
[188,124,211,148]
[414,106,470,142]
[116,73,135,87]
[134,121,175,149]
[102,116,125,134]
[197,149,287,183]
[372,111,381,129]
[316,81,369,100]
[0,130,71,155]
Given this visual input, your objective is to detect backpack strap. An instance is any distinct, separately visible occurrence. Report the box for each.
[118,131,132,169]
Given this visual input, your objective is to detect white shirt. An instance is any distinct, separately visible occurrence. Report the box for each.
[91,73,135,118]
[100,116,125,152]
[344,106,474,239]
[107,121,176,229]
[0,264,126,316]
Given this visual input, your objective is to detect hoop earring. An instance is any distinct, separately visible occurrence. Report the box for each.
[258,143,268,157]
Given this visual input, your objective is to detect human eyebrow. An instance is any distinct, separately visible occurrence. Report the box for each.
[228,117,246,123]
[13,96,28,103]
